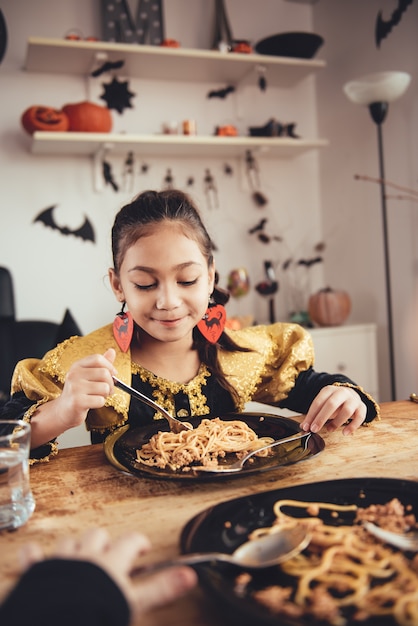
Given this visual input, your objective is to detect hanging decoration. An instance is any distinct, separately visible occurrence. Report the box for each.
[375,0,414,48]
[122,152,135,192]
[102,159,119,192]
[0,9,7,65]
[223,163,234,176]
[100,77,136,114]
[227,268,250,298]
[91,59,125,78]
[33,206,95,243]
[204,169,219,210]
[245,150,268,207]
[207,85,235,99]
[163,168,175,189]
[248,218,282,244]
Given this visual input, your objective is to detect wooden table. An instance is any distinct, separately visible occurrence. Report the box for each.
[1,401,417,625]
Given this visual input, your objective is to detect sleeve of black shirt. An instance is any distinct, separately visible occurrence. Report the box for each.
[0,559,131,626]
[279,367,378,422]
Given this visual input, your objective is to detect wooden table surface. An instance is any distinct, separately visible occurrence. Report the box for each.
[1,401,417,625]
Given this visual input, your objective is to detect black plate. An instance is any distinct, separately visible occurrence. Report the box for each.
[180,477,418,625]
[103,412,324,480]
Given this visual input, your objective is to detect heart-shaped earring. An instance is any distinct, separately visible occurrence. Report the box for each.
[113,303,134,352]
[197,303,226,344]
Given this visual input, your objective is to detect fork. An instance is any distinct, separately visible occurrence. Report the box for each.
[112,376,191,434]
[363,521,418,552]
[193,432,312,473]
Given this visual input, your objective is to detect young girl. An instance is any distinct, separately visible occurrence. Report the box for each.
[2,189,379,461]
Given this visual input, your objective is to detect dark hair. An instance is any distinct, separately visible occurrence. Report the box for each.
[111,189,248,406]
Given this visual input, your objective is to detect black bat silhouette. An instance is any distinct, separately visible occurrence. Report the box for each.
[91,59,125,77]
[375,0,414,47]
[33,205,95,243]
[207,85,235,99]
[248,218,268,234]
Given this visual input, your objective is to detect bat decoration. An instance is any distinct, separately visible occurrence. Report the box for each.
[223,163,233,176]
[33,205,95,243]
[248,217,282,244]
[91,59,125,77]
[297,256,323,268]
[207,85,235,99]
[375,0,414,47]
[248,218,268,234]
[103,160,119,191]
[100,77,136,113]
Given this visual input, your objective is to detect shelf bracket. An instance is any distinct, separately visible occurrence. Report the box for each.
[93,142,115,193]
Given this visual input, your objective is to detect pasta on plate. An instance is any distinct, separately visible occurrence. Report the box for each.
[136,417,274,471]
[234,498,418,626]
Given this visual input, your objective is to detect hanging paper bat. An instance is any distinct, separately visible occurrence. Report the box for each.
[207,85,235,99]
[33,205,95,243]
[375,0,414,47]
[91,59,125,77]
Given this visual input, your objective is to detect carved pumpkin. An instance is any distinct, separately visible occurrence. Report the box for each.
[62,101,112,133]
[308,287,351,327]
[21,105,70,135]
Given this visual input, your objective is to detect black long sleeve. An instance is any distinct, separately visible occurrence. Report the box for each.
[0,559,130,626]
[280,367,377,422]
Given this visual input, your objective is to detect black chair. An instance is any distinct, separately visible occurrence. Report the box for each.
[0,267,82,405]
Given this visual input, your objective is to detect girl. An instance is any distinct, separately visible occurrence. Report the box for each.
[2,190,378,461]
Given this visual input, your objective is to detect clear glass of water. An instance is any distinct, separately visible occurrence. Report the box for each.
[0,420,35,530]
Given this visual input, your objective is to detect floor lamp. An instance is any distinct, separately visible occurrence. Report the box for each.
[343,71,411,401]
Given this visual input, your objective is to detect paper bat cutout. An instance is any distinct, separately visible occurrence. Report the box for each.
[91,59,125,77]
[375,0,414,47]
[207,85,235,99]
[33,205,95,243]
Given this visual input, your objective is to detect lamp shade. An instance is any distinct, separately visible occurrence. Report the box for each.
[343,71,411,106]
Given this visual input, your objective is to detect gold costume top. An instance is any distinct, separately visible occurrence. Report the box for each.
[9,322,379,462]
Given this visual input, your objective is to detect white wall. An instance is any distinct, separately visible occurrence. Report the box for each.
[313,0,418,401]
[1,0,417,414]
[0,0,323,333]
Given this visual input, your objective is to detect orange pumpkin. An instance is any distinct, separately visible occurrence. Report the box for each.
[308,288,351,327]
[21,105,70,135]
[61,101,112,132]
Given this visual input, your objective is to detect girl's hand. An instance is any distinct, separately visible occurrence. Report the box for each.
[300,385,367,436]
[54,348,117,430]
[19,528,197,618]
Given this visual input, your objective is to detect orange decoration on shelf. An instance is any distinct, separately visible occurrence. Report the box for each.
[21,106,70,135]
[216,125,238,136]
[61,101,112,132]
[160,39,180,48]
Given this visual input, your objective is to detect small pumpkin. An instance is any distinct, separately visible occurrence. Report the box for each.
[308,287,351,327]
[21,105,70,135]
[61,101,112,133]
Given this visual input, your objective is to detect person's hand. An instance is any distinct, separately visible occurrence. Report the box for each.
[54,348,117,430]
[300,385,367,436]
[19,528,198,618]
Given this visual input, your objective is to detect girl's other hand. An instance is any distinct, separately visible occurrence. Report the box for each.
[300,385,367,436]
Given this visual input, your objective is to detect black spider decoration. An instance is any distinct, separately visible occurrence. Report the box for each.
[100,77,136,114]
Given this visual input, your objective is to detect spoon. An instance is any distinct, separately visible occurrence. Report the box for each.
[193,432,312,473]
[363,521,418,552]
[132,524,310,577]
[112,376,191,434]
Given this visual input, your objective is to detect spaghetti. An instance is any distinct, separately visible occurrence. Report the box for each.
[235,498,418,626]
[136,417,274,471]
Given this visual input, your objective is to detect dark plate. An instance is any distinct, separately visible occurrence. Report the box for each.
[180,477,418,625]
[103,412,324,481]
[255,31,324,59]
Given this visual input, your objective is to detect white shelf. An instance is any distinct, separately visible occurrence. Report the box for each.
[24,37,325,87]
[30,132,329,159]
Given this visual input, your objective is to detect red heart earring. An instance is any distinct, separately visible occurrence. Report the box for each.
[197,302,226,344]
[113,302,134,352]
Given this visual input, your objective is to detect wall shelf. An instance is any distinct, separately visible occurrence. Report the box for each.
[30,132,329,159]
[24,37,325,87]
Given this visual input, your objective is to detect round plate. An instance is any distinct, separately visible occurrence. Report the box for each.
[180,477,418,625]
[103,412,324,481]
